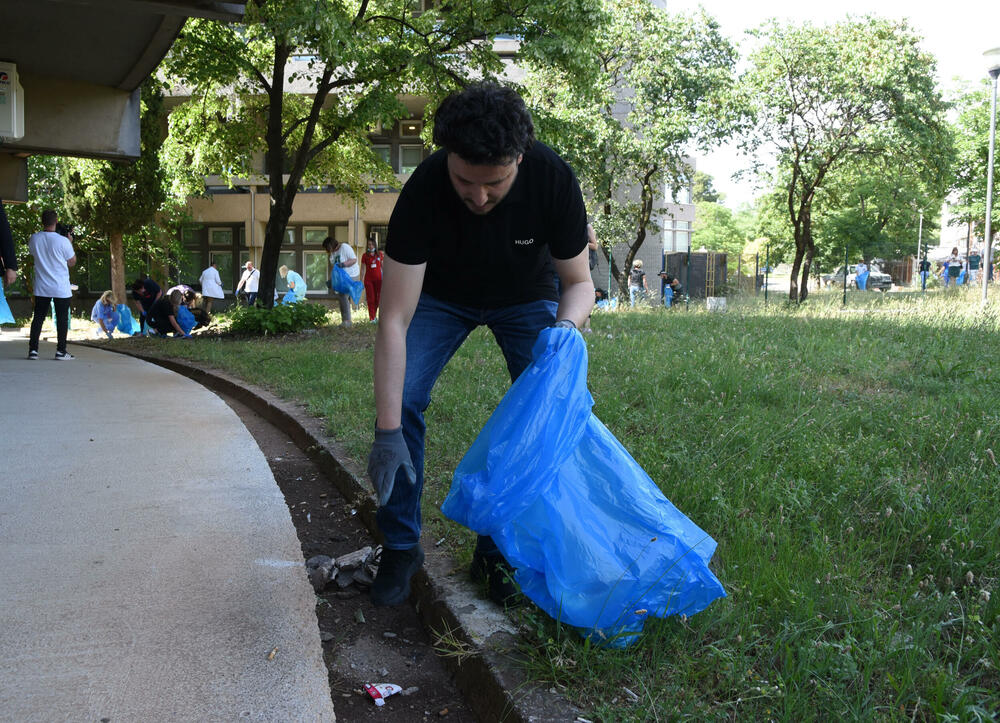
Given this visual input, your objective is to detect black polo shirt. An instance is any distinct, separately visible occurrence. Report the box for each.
[386,142,587,308]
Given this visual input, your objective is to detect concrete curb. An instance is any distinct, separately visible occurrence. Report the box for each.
[72,339,586,723]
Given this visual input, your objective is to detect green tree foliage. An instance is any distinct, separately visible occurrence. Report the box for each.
[691,170,721,203]
[740,17,953,302]
[3,156,62,295]
[61,84,169,305]
[522,0,738,296]
[813,153,944,270]
[950,80,998,247]
[691,200,752,256]
[162,0,603,307]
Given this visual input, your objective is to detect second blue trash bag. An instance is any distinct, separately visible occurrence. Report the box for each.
[0,286,14,324]
[442,327,726,647]
[116,304,138,335]
[330,264,364,305]
[176,305,196,335]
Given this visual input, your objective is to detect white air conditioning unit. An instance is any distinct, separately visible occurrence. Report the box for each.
[0,62,25,141]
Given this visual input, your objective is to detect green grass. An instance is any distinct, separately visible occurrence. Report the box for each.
[117,288,1000,720]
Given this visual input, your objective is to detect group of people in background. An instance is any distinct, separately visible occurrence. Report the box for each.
[918,247,988,290]
[626,258,684,308]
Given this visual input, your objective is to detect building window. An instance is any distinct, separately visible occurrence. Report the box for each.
[400,145,423,174]
[303,226,329,245]
[368,223,389,249]
[399,120,422,138]
[178,250,203,286]
[181,225,202,245]
[209,227,233,246]
[373,144,392,169]
[209,250,234,291]
[304,250,329,293]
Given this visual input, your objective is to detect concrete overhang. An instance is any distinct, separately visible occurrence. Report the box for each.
[0,0,245,200]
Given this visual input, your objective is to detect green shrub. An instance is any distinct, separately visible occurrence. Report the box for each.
[226,301,329,335]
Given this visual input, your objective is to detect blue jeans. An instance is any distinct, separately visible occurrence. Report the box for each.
[629,286,644,306]
[920,271,928,289]
[376,293,559,549]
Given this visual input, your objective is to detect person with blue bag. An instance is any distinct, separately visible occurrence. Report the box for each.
[90,290,119,338]
[365,83,595,607]
[323,236,362,327]
[278,265,307,304]
[855,259,869,290]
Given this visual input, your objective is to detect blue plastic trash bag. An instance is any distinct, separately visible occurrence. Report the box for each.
[330,264,364,305]
[176,305,196,335]
[957,270,966,285]
[442,327,726,647]
[116,304,139,335]
[855,270,869,290]
[0,287,14,324]
[281,290,298,305]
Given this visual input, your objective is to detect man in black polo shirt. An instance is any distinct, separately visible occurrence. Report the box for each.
[366,83,595,607]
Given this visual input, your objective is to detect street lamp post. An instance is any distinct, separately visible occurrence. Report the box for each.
[916,209,923,290]
[982,47,1000,303]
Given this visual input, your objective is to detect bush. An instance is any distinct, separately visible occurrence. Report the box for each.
[226,301,329,335]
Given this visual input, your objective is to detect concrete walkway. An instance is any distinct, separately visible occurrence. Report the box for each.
[0,334,335,722]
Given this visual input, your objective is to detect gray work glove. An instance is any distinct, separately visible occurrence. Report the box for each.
[551,319,576,329]
[367,426,416,506]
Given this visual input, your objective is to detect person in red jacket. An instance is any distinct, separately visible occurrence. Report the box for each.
[361,237,384,321]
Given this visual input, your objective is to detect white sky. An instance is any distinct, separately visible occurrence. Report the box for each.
[666,1,1000,208]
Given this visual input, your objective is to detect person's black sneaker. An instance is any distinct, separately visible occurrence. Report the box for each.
[371,545,424,607]
[27,350,38,360]
[54,350,75,361]
[470,548,524,607]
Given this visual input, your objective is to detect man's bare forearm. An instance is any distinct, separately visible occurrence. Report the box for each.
[556,279,595,328]
[373,320,407,430]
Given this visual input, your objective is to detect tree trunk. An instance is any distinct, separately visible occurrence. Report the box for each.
[109,232,126,305]
[259,206,291,308]
[798,235,815,302]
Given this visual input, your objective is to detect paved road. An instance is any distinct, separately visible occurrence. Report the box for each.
[0,334,335,722]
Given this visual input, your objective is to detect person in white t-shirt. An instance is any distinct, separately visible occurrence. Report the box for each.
[235,260,260,305]
[323,236,359,327]
[199,261,225,313]
[28,209,77,360]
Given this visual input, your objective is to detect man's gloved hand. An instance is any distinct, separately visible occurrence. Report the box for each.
[552,319,577,330]
[367,426,416,506]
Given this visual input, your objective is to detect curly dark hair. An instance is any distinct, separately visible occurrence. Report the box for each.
[432,83,534,164]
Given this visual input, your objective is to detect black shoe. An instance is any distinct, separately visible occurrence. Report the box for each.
[471,548,524,607]
[371,545,424,607]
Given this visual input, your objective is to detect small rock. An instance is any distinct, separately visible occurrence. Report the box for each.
[352,567,375,586]
[379,668,390,677]
[334,589,360,599]
[305,555,334,570]
[383,632,398,639]
[335,569,355,588]
[305,556,335,592]
[308,566,332,592]
[336,546,373,571]
[401,686,419,696]
[354,609,366,624]
[320,631,335,642]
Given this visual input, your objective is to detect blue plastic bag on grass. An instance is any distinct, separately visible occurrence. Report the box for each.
[115,304,139,335]
[441,327,726,647]
[0,287,14,324]
[330,264,364,305]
